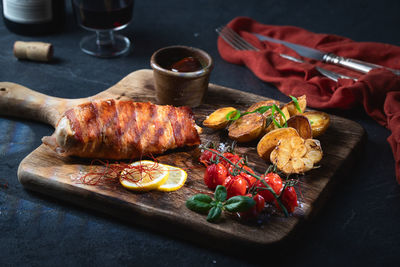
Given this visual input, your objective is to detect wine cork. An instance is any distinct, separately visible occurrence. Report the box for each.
[13,41,53,62]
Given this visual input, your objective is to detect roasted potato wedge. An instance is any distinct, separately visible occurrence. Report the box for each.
[203,107,238,129]
[264,106,290,134]
[303,111,330,137]
[287,115,312,139]
[270,136,323,174]
[246,100,280,117]
[228,113,265,142]
[257,127,299,161]
[284,95,307,116]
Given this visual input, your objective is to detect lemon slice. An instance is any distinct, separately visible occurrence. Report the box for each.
[120,160,169,191]
[157,164,187,192]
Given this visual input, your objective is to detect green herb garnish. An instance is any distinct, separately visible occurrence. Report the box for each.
[186,185,256,223]
[226,109,241,121]
[186,147,289,221]
[225,103,289,129]
[289,95,302,113]
[226,105,273,122]
[271,104,288,128]
[186,194,213,214]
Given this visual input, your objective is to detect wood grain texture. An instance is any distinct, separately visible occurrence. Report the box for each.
[1,69,365,247]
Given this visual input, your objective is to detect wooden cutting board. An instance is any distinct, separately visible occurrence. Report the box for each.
[0,69,365,249]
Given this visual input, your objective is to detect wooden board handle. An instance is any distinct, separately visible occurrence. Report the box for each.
[0,82,82,127]
[0,71,155,128]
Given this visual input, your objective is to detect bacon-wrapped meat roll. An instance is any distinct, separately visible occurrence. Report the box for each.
[42,100,201,159]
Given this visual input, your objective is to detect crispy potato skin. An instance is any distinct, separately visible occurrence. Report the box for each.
[257,127,299,161]
[285,95,307,116]
[264,106,290,134]
[203,107,237,129]
[287,115,312,139]
[303,111,330,137]
[246,100,280,117]
[202,97,328,171]
[228,113,265,142]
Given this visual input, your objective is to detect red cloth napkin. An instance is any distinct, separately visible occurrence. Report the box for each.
[218,17,400,183]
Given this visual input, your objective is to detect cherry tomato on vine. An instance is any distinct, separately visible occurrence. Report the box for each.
[223,175,247,198]
[277,186,298,213]
[199,148,219,166]
[220,152,242,169]
[256,172,283,203]
[239,193,265,219]
[228,164,257,189]
[203,163,228,190]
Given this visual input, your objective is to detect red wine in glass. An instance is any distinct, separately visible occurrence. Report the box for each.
[71,0,134,57]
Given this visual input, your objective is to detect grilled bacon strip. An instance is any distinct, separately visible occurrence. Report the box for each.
[42,100,201,159]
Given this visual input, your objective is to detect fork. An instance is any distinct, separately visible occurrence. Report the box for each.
[216,26,357,82]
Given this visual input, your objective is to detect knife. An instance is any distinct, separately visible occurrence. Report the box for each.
[254,33,400,76]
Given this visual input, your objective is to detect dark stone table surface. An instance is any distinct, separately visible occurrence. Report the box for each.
[0,0,399,266]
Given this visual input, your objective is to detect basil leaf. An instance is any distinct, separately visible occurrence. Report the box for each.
[206,206,222,222]
[289,95,302,113]
[186,194,213,214]
[224,196,256,212]
[214,185,227,202]
[226,110,241,121]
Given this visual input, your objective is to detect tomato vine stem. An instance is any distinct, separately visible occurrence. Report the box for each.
[201,147,289,217]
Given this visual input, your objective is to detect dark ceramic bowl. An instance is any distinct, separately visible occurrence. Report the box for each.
[150,45,213,107]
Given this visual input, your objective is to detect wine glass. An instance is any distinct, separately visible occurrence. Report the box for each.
[71,0,134,58]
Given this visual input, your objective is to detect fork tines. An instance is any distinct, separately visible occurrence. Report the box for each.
[216,26,259,51]
[215,26,357,82]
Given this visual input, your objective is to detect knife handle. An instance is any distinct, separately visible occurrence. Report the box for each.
[323,53,400,76]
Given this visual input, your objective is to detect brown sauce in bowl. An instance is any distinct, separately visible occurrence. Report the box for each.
[170,57,203,72]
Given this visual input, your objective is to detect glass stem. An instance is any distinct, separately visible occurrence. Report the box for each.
[96,30,115,47]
